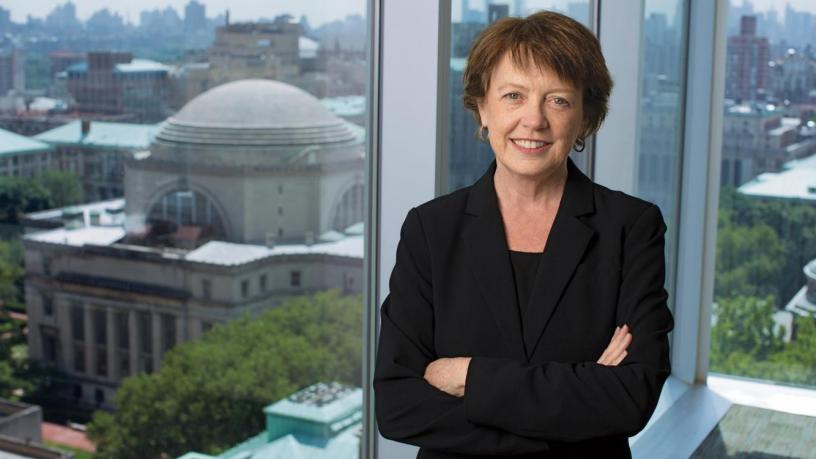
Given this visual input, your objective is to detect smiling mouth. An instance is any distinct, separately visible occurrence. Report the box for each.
[511,139,551,149]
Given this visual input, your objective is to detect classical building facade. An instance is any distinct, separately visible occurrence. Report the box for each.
[23,79,365,408]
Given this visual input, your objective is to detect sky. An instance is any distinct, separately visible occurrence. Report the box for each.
[1,1,367,27]
[733,0,816,15]
[451,0,816,23]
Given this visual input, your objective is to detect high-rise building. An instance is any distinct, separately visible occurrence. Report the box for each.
[770,48,816,103]
[725,15,770,102]
[0,47,24,95]
[0,7,12,33]
[487,3,510,23]
[184,1,207,33]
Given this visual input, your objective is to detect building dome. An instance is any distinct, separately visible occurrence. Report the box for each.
[156,79,358,146]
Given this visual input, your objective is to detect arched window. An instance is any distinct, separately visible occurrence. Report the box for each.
[148,190,226,239]
[332,183,364,231]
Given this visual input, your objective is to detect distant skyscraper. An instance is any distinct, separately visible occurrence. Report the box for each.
[0,7,12,32]
[184,1,207,32]
[514,0,526,17]
[726,16,770,102]
[488,3,510,23]
[0,47,24,95]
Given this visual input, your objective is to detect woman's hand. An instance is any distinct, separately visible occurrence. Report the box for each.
[424,357,472,397]
[596,324,632,366]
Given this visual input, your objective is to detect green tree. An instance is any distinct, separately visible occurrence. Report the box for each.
[0,177,52,223]
[715,213,783,300]
[718,187,816,305]
[87,289,363,459]
[0,239,24,310]
[768,316,816,385]
[39,170,84,208]
[710,295,786,371]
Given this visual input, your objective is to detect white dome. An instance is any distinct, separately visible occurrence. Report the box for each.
[156,79,357,146]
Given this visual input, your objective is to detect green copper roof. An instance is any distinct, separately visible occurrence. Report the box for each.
[0,128,52,157]
[179,382,362,459]
[35,120,161,150]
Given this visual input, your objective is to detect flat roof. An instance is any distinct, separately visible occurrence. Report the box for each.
[0,128,52,157]
[738,168,816,201]
[186,234,364,265]
[35,120,160,149]
[67,58,169,74]
[320,96,365,118]
[25,226,127,247]
[24,220,363,264]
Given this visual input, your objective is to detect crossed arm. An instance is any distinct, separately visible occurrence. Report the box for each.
[424,324,633,398]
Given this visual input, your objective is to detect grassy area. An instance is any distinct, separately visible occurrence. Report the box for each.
[44,441,95,459]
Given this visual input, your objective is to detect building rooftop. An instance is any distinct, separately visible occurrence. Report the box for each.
[66,58,169,74]
[25,226,127,247]
[264,382,361,424]
[738,162,816,201]
[35,120,160,150]
[185,233,364,265]
[320,96,365,118]
[299,36,319,59]
[156,79,359,147]
[0,128,52,157]
[178,382,362,459]
[725,103,784,117]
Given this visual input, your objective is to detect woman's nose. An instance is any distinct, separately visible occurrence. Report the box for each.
[520,104,548,130]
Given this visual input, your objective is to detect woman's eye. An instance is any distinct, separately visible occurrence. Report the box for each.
[552,97,570,107]
[504,92,522,100]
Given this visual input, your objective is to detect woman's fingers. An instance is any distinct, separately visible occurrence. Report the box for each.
[597,325,631,366]
[596,326,621,364]
[611,349,628,366]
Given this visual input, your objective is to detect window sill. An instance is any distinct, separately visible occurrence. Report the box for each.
[707,373,816,417]
[630,373,816,458]
[630,377,730,459]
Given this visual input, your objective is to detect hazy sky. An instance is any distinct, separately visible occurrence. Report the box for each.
[1,1,367,26]
[733,0,816,15]
[451,0,816,22]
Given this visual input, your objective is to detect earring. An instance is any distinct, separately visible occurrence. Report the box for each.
[573,137,586,152]
[478,126,488,141]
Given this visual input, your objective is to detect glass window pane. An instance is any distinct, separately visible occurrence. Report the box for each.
[634,0,688,304]
[8,1,372,455]
[711,2,816,389]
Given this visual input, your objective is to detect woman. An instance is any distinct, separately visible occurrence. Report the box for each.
[374,11,673,458]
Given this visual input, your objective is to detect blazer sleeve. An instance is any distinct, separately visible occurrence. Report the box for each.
[463,204,674,442]
[374,208,552,455]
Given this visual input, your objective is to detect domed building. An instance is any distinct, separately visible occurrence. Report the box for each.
[22,80,365,408]
[125,79,365,246]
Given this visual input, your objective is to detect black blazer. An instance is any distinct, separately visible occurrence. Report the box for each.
[373,159,674,458]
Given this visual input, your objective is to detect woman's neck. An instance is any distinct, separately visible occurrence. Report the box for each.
[493,161,568,212]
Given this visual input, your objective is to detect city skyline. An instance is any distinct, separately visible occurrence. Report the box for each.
[1,0,366,27]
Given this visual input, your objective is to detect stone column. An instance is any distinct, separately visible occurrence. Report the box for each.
[82,303,92,379]
[152,310,161,372]
[129,309,139,376]
[106,306,115,382]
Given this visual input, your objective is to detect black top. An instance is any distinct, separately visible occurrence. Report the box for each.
[509,250,541,324]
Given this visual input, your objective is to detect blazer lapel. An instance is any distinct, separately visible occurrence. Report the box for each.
[523,159,596,357]
[463,162,529,362]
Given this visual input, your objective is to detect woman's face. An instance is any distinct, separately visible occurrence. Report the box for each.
[478,52,584,181]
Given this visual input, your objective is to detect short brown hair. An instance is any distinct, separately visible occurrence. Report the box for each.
[463,11,613,144]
